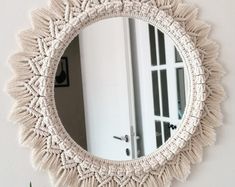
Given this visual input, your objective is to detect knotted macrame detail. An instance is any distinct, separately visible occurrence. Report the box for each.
[8,0,224,186]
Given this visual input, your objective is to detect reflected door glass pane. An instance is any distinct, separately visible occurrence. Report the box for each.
[175,47,183,63]
[176,68,186,119]
[160,70,169,117]
[163,122,171,142]
[155,121,162,148]
[152,71,161,116]
[158,30,166,65]
[149,25,157,66]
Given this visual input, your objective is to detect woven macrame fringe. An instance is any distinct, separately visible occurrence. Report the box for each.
[7,0,224,186]
[59,175,171,187]
[49,0,71,19]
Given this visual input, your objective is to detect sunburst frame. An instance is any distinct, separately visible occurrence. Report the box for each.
[8,0,224,186]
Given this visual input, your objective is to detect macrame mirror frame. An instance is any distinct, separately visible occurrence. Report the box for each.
[8,0,224,186]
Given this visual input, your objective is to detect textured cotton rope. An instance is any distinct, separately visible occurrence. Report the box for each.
[7,0,224,186]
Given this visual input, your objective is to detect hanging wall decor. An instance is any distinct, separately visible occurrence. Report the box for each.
[8,0,224,186]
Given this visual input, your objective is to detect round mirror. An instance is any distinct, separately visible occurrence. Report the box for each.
[54,17,188,161]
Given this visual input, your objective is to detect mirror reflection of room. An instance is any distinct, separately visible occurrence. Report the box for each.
[55,17,187,161]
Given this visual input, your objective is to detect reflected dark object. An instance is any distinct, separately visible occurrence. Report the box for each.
[55,57,70,87]
[168,124,177,130]
[126,148,130,156]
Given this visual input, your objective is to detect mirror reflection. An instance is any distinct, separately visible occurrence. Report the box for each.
[55,17,188,161]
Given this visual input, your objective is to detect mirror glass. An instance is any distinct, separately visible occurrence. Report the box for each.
[55,17,188,161]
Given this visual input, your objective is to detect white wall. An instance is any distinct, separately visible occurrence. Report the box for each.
[173,0,235,186]
[0,1,52,187]
[0,0,234,187]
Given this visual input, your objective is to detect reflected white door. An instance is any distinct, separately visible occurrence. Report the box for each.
[79,18,137,160]
[130,19,187,156]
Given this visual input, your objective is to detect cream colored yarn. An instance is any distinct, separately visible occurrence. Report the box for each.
[7,0,224,186]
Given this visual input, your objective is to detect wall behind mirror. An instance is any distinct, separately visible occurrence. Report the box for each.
[55,17,188,161]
